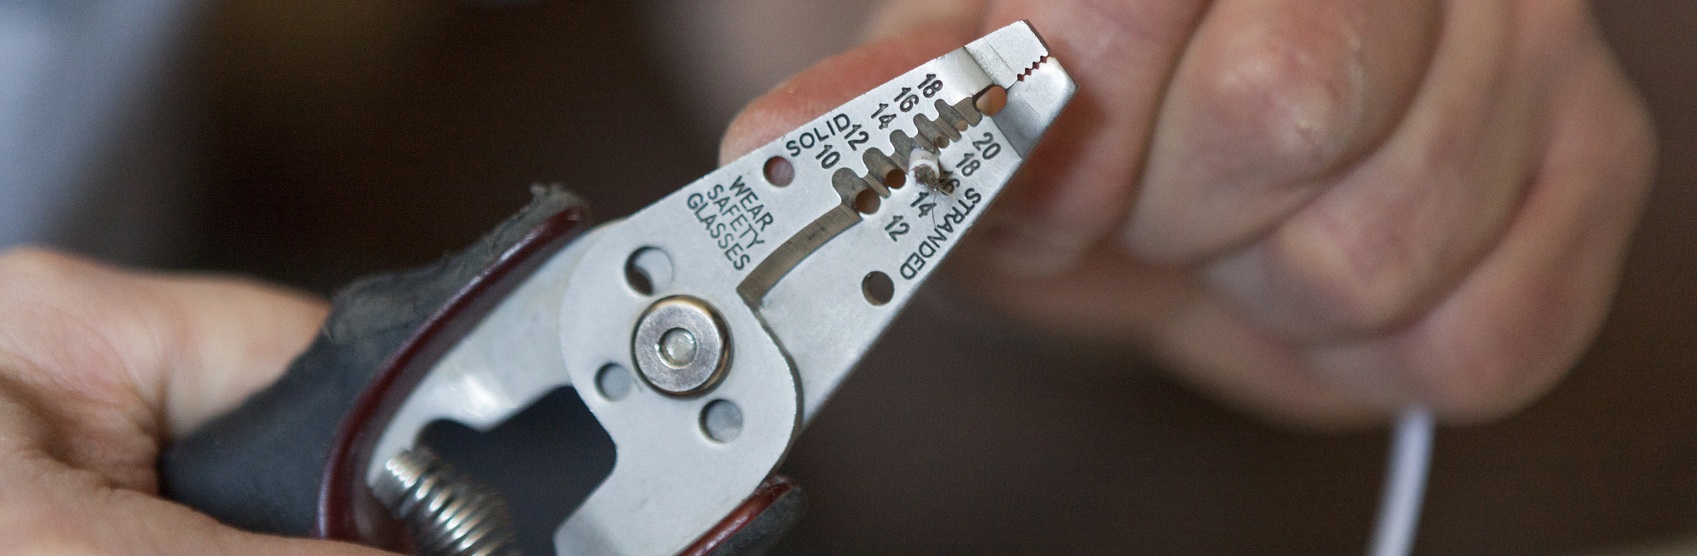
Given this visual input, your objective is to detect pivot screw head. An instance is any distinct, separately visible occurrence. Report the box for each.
[633,296,729,396]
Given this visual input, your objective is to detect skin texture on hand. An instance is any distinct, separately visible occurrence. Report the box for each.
[0,249,392,555]
[721,0,1656,427]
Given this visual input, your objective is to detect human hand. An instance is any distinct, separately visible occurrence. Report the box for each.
[0,249,391,555]
[720,0,1655,426]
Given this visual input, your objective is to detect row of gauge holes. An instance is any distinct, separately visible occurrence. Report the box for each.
[623,154,898,311]
[735,85,1010,309]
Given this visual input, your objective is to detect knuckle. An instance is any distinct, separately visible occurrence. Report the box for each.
[1254,217,1426,337]
[1431,366,1529,422]
[1517,0,1605,78]
[1598,73,1658,189]
[1523,0,1592,46]
[1191,14,1366,174]
[1423,338,1566,423]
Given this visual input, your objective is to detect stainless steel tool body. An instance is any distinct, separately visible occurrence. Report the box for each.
[165,21,1074,556]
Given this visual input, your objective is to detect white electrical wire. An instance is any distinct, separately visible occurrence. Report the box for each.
[1367,407,1436,556]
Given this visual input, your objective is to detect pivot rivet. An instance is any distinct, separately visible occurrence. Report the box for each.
[633,296,729,396]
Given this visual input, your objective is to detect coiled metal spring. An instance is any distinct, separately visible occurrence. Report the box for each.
[373,446,523,556]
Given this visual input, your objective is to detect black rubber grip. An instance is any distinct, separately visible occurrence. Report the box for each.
[160,186,587,536]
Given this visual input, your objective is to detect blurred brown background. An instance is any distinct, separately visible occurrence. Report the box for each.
[44,1,1697,554]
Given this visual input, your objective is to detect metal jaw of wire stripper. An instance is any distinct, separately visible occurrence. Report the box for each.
[163,20,1073,556]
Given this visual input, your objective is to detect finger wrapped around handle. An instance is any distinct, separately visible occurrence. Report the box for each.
[160,186,590,536]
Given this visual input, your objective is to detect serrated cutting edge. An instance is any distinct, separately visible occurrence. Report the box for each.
[1019,55,1049,81]
[964,21,1054,88]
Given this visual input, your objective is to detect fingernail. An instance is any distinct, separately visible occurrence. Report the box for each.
[980,219,1088,277]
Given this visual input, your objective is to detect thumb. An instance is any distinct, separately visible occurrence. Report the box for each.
[0,249,393,555]
[8,473,395,556]
[0,249,328,443]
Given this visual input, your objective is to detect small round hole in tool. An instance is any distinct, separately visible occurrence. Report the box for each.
[595,363,633,402]
[975,85,1008,116]
[624,247,673,296]
[763,156,794,187]
[862,271,894,306]
[939,99,970,131]
[884,169,906,189]
[701,400,743,443]
[854,189,881,215]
